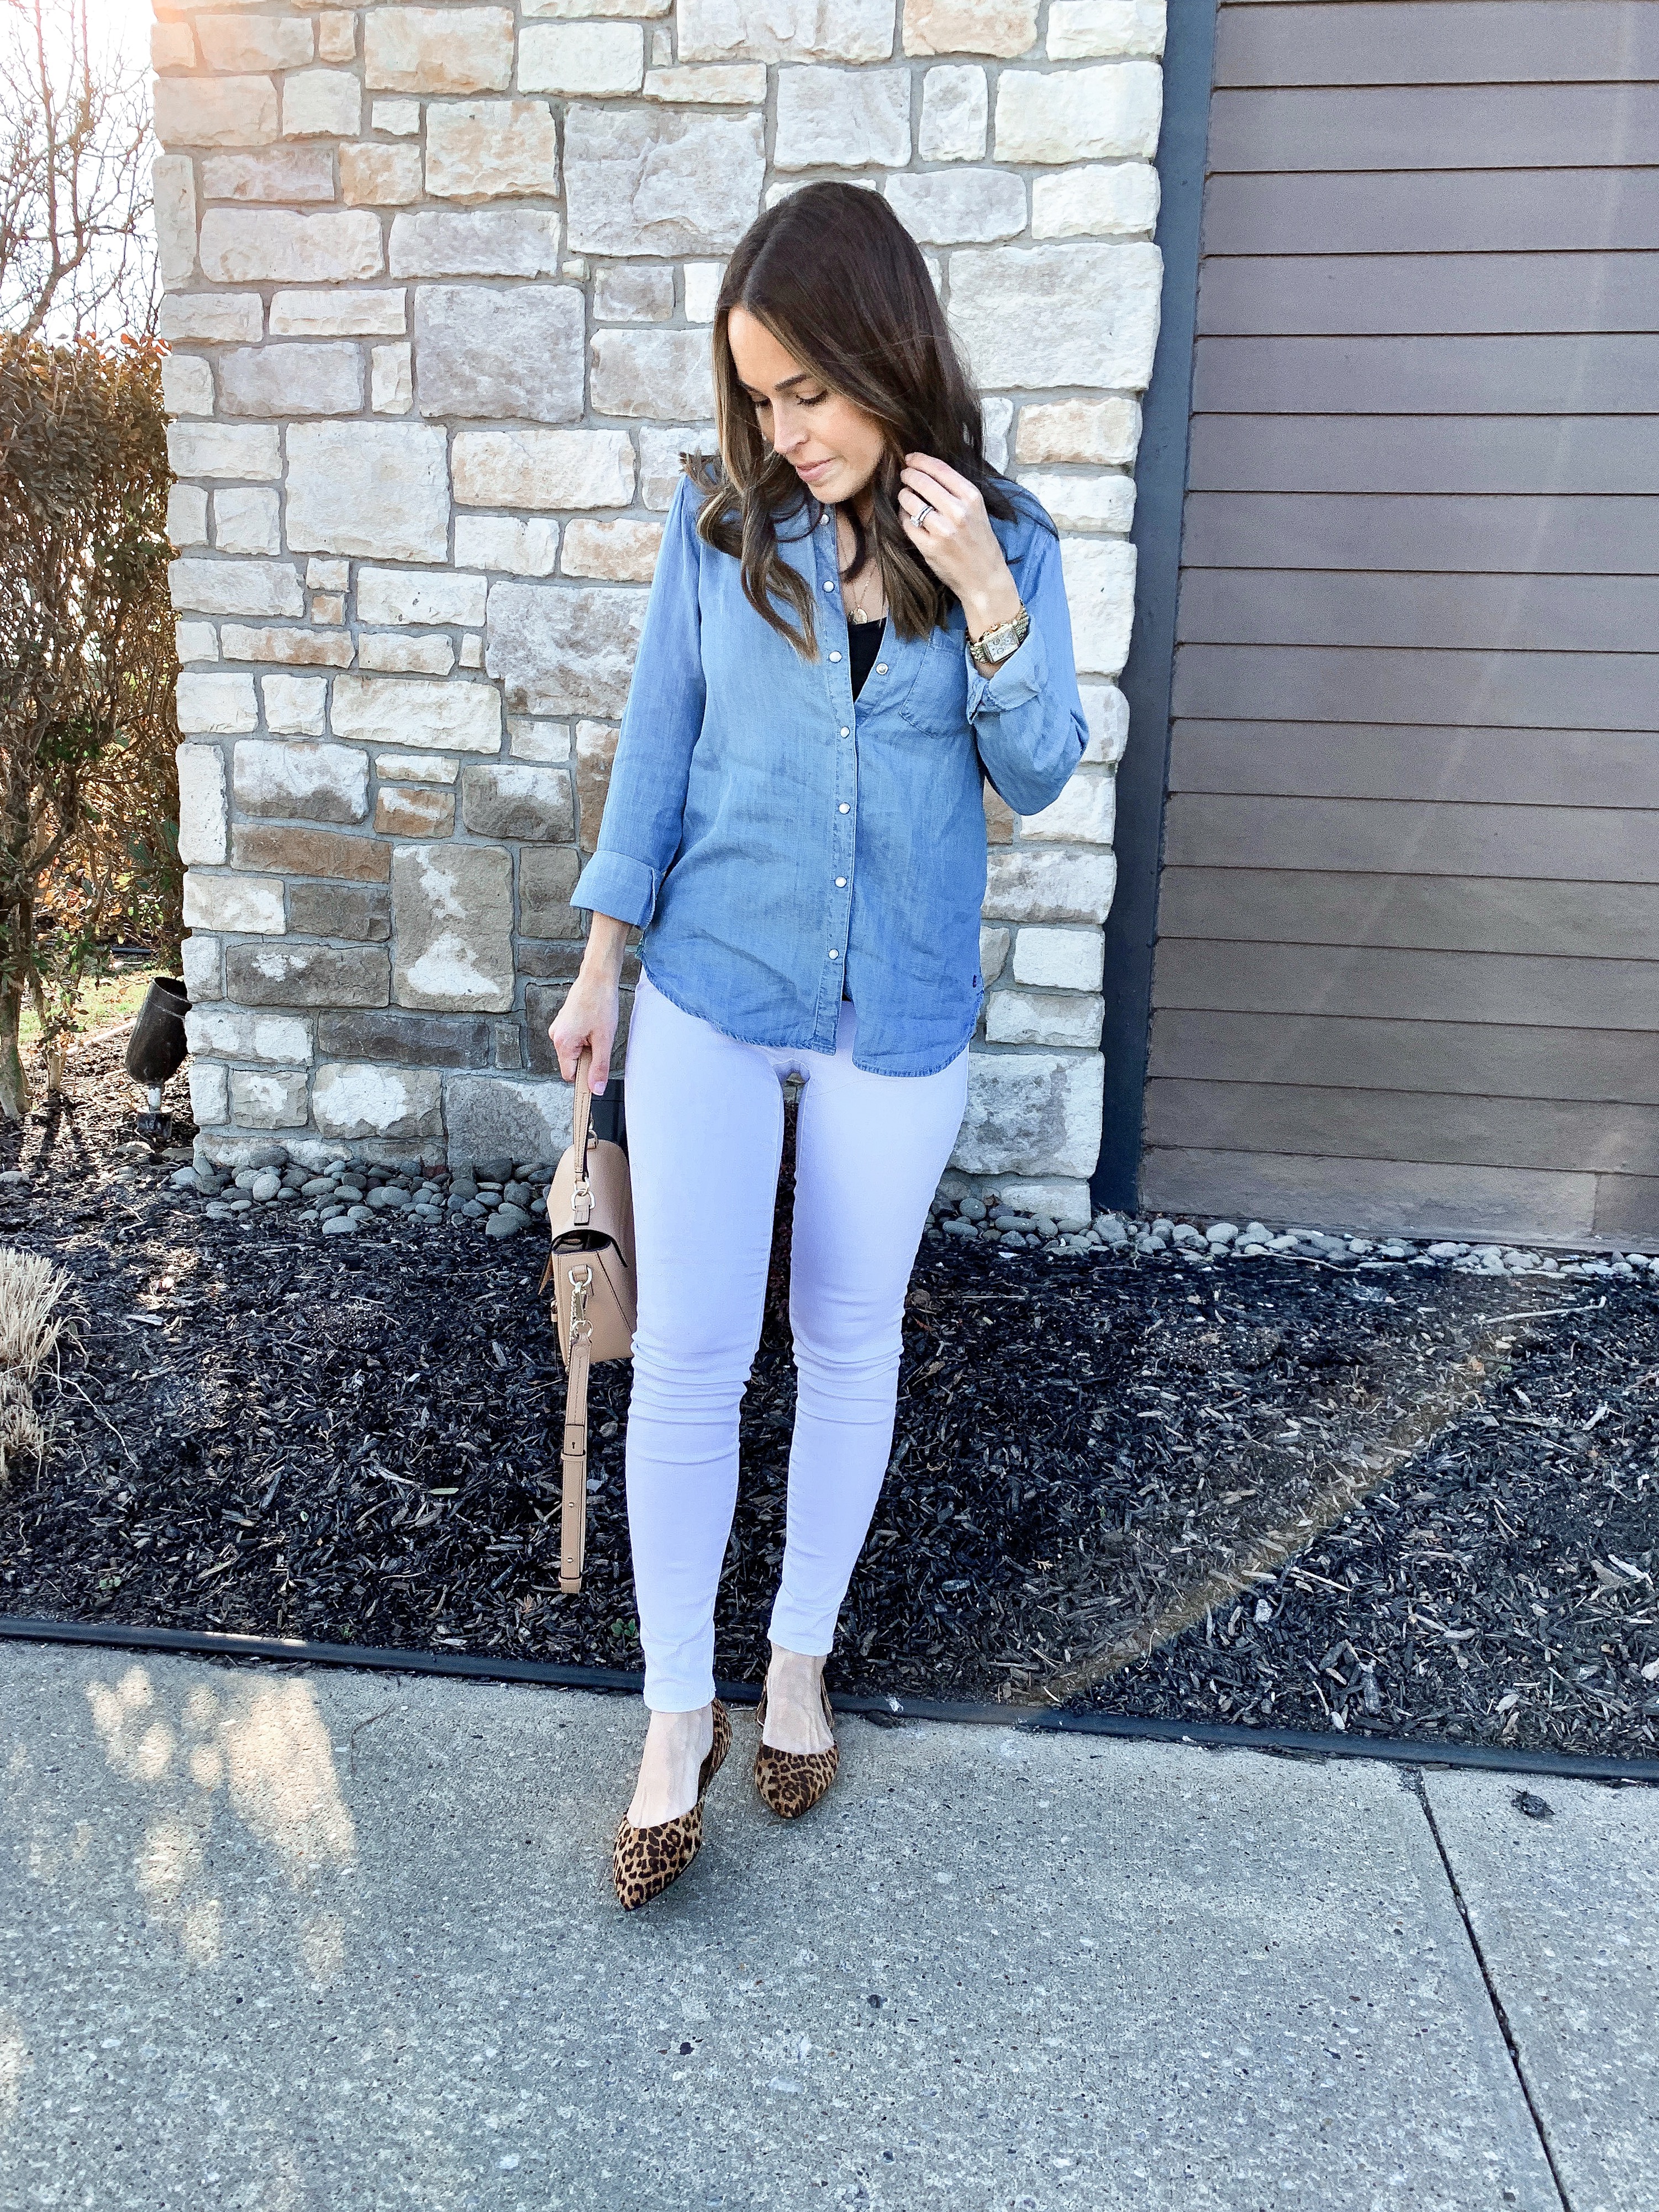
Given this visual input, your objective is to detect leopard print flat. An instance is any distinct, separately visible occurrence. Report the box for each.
[611,1699,731,1911]
[753,1682,838,1820]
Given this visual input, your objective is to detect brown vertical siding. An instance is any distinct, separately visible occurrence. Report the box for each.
[1142,0,1659,1243]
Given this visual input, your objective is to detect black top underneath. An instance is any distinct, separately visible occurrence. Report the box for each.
[849,615,885,701]
[843,618,886,998]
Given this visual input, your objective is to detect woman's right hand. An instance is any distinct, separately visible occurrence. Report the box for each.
[550,914,632,1093]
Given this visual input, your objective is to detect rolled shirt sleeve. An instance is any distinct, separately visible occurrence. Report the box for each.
[966,521,1089,819]
[570,473,707,929]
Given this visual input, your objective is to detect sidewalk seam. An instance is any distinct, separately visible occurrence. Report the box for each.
[1408,1774,1575,2212]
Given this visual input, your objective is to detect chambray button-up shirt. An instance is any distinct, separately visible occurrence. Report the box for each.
[570,472,1088,1077]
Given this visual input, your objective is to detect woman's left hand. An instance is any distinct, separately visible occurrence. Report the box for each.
[897,452,1022,636]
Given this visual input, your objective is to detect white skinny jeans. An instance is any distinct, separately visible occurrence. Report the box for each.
[621,970,970,1710]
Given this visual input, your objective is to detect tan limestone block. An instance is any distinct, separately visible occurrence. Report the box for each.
[518,845,582,938]
[376,784,456,836]
[561,519,663,582]
[269,288,407,335]
[229,1070,310,1128]
[1010,926,1105,992]
[593,264,673,320]
[918,64,985,159]
[182,872,287,936]
[201,147,337,201]
[153,155,198,286]
[312,1062,444,1141]
[151,20,197,70]
[1049,0,1165,57]
[773,65,910,168]
[983,783,1014,844]
[219,625,357,666]
[176,624,219,667]
[984,988,1103,1049]
[1058,535,1135,675]
[342,142,424,203]
[574,719,619,850]
[459,636,483,669]
[371,344,413,413]
[485,581,647,718]
[1017,469,1135,533]
[177,744,229,865]
[589,328,713,419]
[198,207,384,282]
[1031,160,1158,238]
[454,517,560,575]
[424,99,560,199]
[642,64,766,102]
[217,340,364,414]
[638,423,716,508]
[232,823,392,881]
[285,421,450,563]
[391,841,515,1012]
[387,209,560,277]
[677,0,893,62]
[282,69,363,138]
[979,923,1010,985]
[359,634,456,675]
[994,59,1162,162]
[317,10,359,61]
[167,420,281,478]
[1014,396,1141,467]
[1018,763,1117,845]
[983,845,1115,924]
[414,285,583,421]
[177,672,259,734]
[263,675,329,735]
[233,738,369,824]
[212,486,281,555]
[508,718,570,761]
[331,675,502,753]
[451,427,634,509]
[310,592,346,623]
[951,1048,1104,1179]
[196,14,314,71]
[372,98,422,133]
[170,556,304,618]
[364,7,514,93]
[682,262,722,320]
[524,0,668,14]
[903,0,1035,54]
[359,570,488,626]
[159,292,265,344]
[459,762,574,841]
[949,241,1161,388]
[563,105,764,257]
[153,74,278,149]
[884,167,1024,243]
[518,22,645,95]
[168,484,210,546]
[376,750,457,783]
[161,352,213,415]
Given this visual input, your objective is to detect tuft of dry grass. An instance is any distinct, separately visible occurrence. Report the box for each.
[0,1249,76,1482]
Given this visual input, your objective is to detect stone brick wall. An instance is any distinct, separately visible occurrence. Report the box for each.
[155,0,1163,1219]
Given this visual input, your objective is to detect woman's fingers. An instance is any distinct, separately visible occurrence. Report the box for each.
[904,451,977,504]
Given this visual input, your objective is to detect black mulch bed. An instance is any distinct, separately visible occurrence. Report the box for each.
[2,1031,1656,1761]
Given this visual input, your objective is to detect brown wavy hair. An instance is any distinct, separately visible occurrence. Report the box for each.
[691,181,1035,656]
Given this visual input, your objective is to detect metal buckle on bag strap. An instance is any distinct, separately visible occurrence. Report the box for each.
[571,1176,593,1228]
[566,1261,593,1344]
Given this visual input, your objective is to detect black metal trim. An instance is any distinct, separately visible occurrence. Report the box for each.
[1093,0,1220,1211]
[3,1615,1651,1786]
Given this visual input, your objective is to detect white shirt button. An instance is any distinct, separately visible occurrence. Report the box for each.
[875,662,888,673]
[835,876,846,887]
[840,725,850,736]
[829,650,842,663]
[823,579,835,591]
[828,949,839,960]
[838,801,850,813]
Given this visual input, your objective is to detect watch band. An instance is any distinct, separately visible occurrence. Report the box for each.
[968,603,1030,667]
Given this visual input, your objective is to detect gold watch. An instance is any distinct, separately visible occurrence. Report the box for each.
[967,603,1030,668]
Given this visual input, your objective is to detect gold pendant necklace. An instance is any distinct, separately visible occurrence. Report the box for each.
[839,510,883,625]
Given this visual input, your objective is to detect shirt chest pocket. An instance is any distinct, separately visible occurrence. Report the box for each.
[891,624,971,737]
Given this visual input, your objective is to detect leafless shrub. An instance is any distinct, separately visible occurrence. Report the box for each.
[0,1243,73,1479]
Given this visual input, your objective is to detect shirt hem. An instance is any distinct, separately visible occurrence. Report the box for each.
[639,961,976,1079]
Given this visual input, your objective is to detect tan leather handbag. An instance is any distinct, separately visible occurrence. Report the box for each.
[540,1049,636,1593]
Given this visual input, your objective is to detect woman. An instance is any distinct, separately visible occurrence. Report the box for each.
[552,180,1087,1908]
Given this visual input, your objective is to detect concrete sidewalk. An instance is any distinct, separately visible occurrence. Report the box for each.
[0,1643,1650,2211]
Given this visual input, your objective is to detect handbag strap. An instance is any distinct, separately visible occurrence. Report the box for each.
[559,1260,594,1592]
[571,1047,597,1228]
